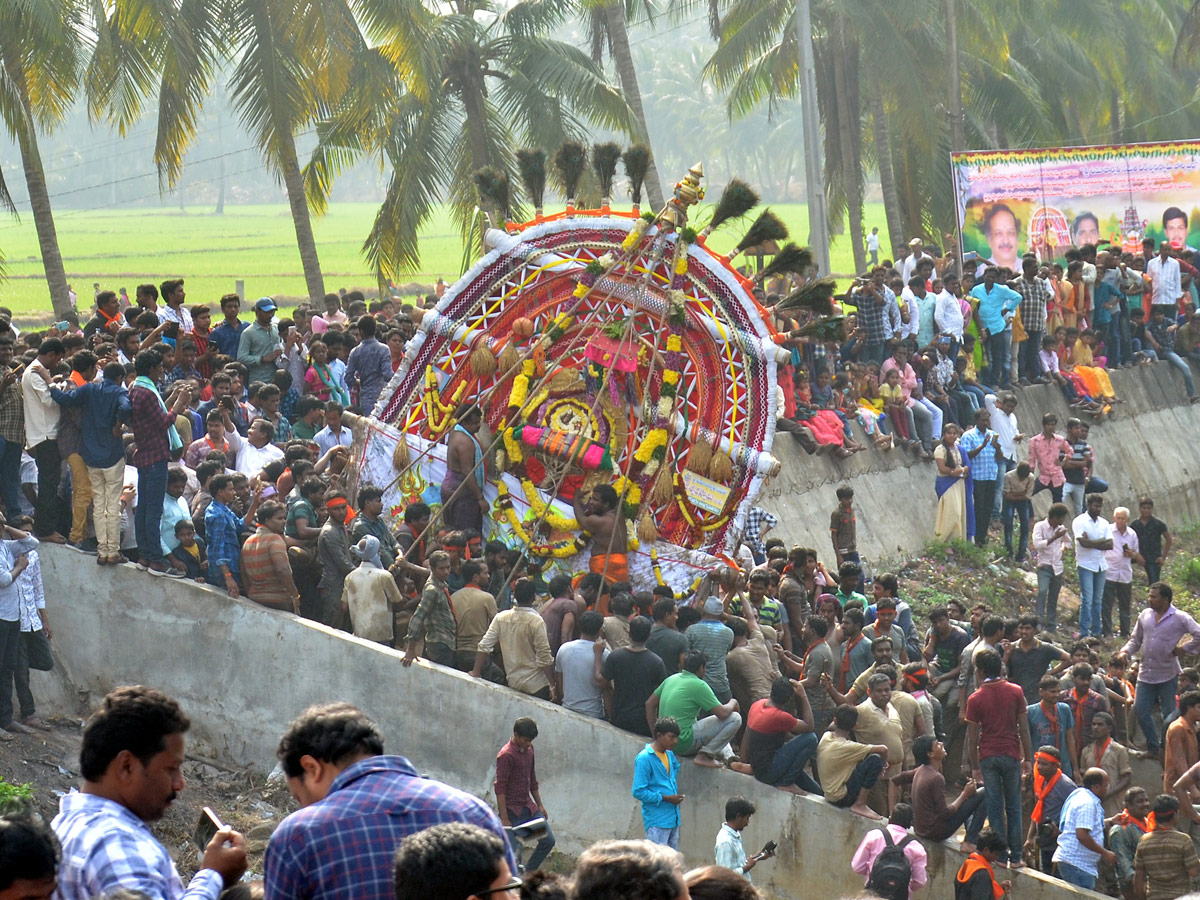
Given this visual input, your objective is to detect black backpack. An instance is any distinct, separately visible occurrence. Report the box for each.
[866,826,915,900]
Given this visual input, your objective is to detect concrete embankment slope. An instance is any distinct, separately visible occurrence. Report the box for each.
[38,548,1098,899]
[758,360,1200,562]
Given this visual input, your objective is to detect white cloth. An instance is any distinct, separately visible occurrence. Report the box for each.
[1073,512,1111,573]
[21,362,60,445]
[235,441,284,477]
[900,252,931,285]
[1147,255,1182,307]
[1104,525,1139,585]
[934,290,964,339]
[867,233,880,252]
[343,563,402,642]
[899,287,920,339]
[984,394,1019,461]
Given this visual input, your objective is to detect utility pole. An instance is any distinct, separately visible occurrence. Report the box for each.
[796,0,830,275]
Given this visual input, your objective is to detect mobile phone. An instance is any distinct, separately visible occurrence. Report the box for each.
[55,321,70,331]
[193,806,224,850]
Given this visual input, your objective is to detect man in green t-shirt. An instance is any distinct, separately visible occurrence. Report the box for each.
[645,651,741,768]
[292,397,325,441]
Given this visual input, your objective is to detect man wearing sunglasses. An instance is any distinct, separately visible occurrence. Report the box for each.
[393,823,523,900]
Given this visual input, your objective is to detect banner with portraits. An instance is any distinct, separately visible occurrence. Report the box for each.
[951,142,1200,267]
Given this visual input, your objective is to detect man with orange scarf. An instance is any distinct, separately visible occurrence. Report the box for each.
[1022,746,1076,872]
[955,829,1012,899]
[1108,787,1153,900]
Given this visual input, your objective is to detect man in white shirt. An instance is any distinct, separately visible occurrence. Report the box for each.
[313,404,354,457]
[866,227,880,265]
[235,418,284,477]
[1032,503,1071,632]
[1073,494,1112,640]
[900,238,931,285]
[555,610,608,718]
[1147,242,1183,309]
[157,279,193,333]
[21,339,66,543]
[985,392,1024,524]
[934,283,965,343]
[1103,507,1142,639]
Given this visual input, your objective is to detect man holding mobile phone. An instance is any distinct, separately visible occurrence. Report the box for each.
[52,686,247,900]
[714,796,773,881]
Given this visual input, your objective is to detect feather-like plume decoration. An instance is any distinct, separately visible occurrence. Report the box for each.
[623,145,651,209]
[775,279,838,317]
[553,141,588,205]
[754,243,813,282]
[515,148,546,216]
[472,167,510,222]
[592,142,622,204]
[732,209,788,258]
[700,178,758,237]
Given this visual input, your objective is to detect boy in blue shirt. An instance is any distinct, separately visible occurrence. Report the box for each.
[632,717,684,849]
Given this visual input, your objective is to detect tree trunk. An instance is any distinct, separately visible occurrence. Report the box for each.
[832,18,865,274]
[868,88,903,259]
[12,81,71,318]
[945,0,964,152]
[603,3,665,210]
[277,131,325,306]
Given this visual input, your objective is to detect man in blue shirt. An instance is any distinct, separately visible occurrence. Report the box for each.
[50,361,132,565]
[958,407,1004,547]
[344,315,393,414]
[969,266,1021,390]
[265,702,513,900]
[632,717,684,848]
[52,686,247,900]
[209,293,248,359]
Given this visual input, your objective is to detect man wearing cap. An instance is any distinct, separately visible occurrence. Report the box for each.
[237,298,283,385]
[900,238,932,285]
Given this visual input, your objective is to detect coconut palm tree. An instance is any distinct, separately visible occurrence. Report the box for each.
[703,0,936,271]
[582,0,667,209]
[304,0,636,281]
[0,0,84,319]
[100,0,367,306]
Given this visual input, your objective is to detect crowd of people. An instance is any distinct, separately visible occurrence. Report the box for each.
[770,235,1200,461]
[0,246,1197,900]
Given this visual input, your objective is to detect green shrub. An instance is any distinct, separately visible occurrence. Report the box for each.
[0,777,32,816]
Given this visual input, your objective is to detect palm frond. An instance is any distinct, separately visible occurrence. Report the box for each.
[362,92,456,279]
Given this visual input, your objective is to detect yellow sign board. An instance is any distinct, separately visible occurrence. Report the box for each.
[681,470,731,515]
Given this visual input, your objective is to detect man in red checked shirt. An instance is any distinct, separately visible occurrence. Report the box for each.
[493,717,556,872]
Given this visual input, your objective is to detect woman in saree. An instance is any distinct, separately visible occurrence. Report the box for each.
[933,423,973,542]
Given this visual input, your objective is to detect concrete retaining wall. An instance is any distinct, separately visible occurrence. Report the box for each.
[36,548,1097,899]
[758,360,1200,562]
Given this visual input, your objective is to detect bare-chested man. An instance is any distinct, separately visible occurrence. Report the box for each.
[441,405,488,531]
[573,484,628,585]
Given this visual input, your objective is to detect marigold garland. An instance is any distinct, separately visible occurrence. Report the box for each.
[649,548,704,594]
[422,366,466,433]
[508,359,536,410]
[519,479,579,531]
[496,482,590,558]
